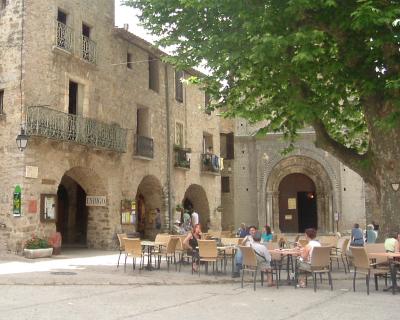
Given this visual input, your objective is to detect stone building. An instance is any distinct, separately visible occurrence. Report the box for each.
[0,0,221,251]
[220,118,377,235]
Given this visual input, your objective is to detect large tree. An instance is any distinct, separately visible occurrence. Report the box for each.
[124,0,400,235]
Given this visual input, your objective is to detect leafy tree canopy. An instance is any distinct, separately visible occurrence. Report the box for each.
[124,0,400,184]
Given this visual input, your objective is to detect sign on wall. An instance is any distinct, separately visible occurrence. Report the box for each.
[86,196,107,207]
[288,198,296,210]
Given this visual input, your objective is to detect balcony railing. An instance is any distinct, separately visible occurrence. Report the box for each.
[134,135,154,158]
[55,21,74,52]
[26,106,127,153]
[81,35,97,64]
[174,146,191,169]
[201,153,220,173]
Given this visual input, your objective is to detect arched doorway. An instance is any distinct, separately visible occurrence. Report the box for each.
[56,166,108,248]
[183,184,210,231]
[278,173,317,233]
[265,156,334,233]
[56,175,88,246]
[136,175,163,239]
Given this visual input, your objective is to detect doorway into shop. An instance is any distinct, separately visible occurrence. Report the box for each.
[278,173,317,233]
[56,175,88,247]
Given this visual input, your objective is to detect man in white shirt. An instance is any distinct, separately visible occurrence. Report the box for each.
[232,226,257,277]
[191,210,199,226]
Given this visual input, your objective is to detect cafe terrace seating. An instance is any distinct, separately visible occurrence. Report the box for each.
[239,245,278,291]
[330,238,350,273]
[295,246,333,292]
[350,246,390,295]
[116,233,127,268]
[123,238,145,272]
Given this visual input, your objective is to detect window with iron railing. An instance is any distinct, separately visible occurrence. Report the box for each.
[81,23,96,63]
[55,10,73,52]
[134,134,154,158]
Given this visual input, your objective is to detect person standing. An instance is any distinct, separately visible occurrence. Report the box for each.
[191,209,199,226]
[350,223,364,246]
[183,210,191,231]
[183,223,202,272]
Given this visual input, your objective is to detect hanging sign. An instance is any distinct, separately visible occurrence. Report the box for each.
[86,196,107,207]
[13,185,22,217]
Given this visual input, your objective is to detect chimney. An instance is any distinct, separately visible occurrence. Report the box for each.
[123,23,129,31]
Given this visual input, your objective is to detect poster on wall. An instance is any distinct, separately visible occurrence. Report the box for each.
[121,199,136,225]
[288,198,296,210]
[40,194,57,222]
[13,185,22,217]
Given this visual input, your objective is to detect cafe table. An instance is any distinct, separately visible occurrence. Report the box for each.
[368,252,400,295]
[271,248,301,284]
[141,240,158,271]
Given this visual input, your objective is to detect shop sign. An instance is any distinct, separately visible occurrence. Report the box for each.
[13,185,22,217]
[25,166,39,179]
[86,196,107,207]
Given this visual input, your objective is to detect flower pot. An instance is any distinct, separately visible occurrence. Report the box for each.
[23,248,53,259]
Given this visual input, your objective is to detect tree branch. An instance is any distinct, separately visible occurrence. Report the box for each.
[311,119,376,186]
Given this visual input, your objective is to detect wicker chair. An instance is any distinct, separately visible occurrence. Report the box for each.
[350,246,390,295]
[123,238,144,272]
[116,233,127,268]
[295,246,333,292]
[154,237,179,271]
[198,240,223,276]
[330,238,350,273]
[239,245,277,291]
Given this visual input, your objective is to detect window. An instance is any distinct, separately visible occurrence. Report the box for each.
[220,132,234,159]
[221,177,230,193]
[175,70,184,102]
[203,133,213,154]
[0,90,4,114]
[175,122,184,147]
[137,107,150,137]
[68,81,84,115]
[1,0,7,10]
[148,55,159,92]
[57,9,67,24]
[82,23,91,38]
[127,53,132,69]
[205,93,211,115]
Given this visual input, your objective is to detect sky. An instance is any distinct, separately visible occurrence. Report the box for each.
[114,0,157,43]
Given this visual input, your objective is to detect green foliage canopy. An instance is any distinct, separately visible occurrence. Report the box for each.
[124,0,400,179]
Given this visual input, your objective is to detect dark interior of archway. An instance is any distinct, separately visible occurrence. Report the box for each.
[183,198,193,211]
[57,176,88,247]
[278,173,317,233]
[183,185,210,231]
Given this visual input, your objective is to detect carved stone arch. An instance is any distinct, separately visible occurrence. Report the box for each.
[263,155,335,233]
[258,143,340,231]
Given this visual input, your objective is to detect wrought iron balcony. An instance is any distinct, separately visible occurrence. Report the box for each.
[134,135,154,158]
[26,106,127,153]
[55,21,74,52]
[174,146,191,169]
[201,153,220,173]
[81,35,97,64]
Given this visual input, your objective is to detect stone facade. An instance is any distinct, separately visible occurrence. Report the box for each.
[0,0,221,251]
[221,118,370,235]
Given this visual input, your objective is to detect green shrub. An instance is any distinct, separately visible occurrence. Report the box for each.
[25,236,50,249]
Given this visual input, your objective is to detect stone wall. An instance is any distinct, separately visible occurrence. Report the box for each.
[0,0,221,251]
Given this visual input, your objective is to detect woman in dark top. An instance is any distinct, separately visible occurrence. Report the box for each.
[184,223,202,272]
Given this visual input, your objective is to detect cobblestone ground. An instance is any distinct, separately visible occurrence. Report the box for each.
[0,250,398,320]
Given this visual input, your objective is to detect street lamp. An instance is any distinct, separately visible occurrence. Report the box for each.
[16,127,29,151]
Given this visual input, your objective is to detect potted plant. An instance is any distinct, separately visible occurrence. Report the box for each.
[24,235,53,259]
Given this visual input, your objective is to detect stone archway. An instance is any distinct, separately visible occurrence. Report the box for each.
[265,156,334,233]
[183,184,210,231]
[136,175,165,239]
[57,166,109,248]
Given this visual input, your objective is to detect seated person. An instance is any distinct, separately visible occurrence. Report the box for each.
[252,231,274,286]
[296,228,321,288]
[261,225,273,242]
[172,219,186,235]
[365,224,377,243]
[232,225,257,278]
[384,232,400,253]
[183,223,202,272]
[350,223,364,246]
[237,223,248,238]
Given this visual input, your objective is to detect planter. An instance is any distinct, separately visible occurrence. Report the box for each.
[24,248,53,259]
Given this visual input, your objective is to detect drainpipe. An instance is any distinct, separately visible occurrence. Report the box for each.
[164,64,172,231]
